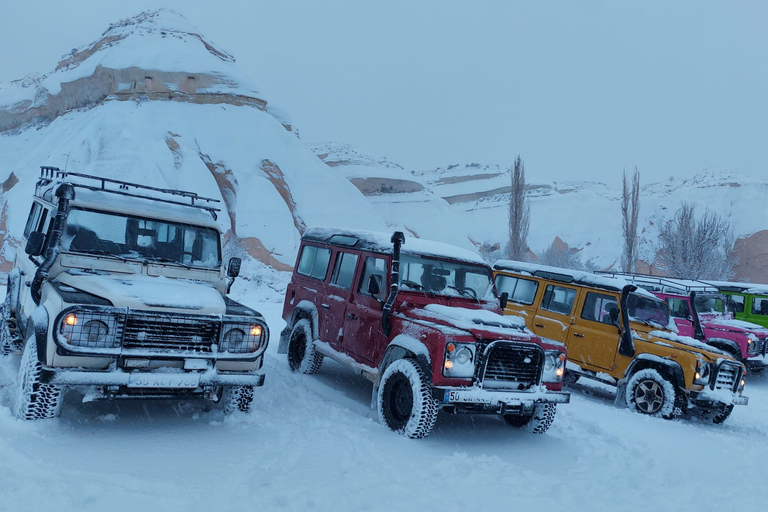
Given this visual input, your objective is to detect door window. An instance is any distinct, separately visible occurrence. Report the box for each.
[541,285,576,315]
[359,257,387,299]
[581,292,619,324]
[297,245,332,280]
[330,251,359,289]
[495,275,539,305]
[726,295,745,314]
[753,297,768,317]
[23,203,42,238]
[666,298,691,319]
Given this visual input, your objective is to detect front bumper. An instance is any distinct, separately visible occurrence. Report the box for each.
[745,354,768,372]
[41,367,266,388]
[437,386,570,413]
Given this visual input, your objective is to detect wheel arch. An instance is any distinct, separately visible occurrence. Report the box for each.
[706,337,743,360]
[278,301,319,354]
[625,353,686,391]
[379,335,432,384]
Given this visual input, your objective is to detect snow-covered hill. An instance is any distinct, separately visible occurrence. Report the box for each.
[0,10,386,277]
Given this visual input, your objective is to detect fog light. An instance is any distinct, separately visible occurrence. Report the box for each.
[444,360,454,369]
[556,367,564,377]
[251,325,263,337]
[65,314,78,326]
[742,379,746,387]
[695,372,701,380]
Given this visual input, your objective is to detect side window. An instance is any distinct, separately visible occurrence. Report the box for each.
[23,203,42,238]
[495,275,539,305]
[297,245,332,280]
[753,297,768,317]
[581,292,619,324]
[359,256,387,298]
[541,284,577,315]
[330,251,359,289]
[726,294,745,314]
[666,298,691,319]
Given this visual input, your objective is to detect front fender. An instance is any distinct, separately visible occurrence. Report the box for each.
[278,300,319,354]
[706,337,743,359]
[625,353,686,390]
[380,335,432,383]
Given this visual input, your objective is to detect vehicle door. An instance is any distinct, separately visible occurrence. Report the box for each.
[322,249,361,350]
[287,243,332,340]
[531,282,580,344]
[750,296,768,328]
[343,255,389,364]
[725,293,747,321]
[665,297,695,337]
[17,201,52,324]
[567,291,621,371]
[495,273,540,323]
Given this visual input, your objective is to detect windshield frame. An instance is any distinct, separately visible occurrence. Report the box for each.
[693,292,731,318]
[398,253,493,301]
[60,207,223,271]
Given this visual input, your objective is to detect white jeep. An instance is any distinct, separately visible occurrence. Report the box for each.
[1,167,269,419]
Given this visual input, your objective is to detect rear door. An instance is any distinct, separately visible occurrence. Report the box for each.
[322,249,361,350]
[286,243,332,338]
[343,255,389,364]
[531,282,579,344]
[568,291,620,371]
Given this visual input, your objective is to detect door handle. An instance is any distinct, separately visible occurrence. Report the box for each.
[534,323,545,328]
[347,313,357,320]
[573,333,585,338]
[320,304,330,309]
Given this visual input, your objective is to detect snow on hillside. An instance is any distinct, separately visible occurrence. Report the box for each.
[0,10,386,275]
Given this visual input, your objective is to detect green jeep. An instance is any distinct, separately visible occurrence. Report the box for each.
[706,281,768,329]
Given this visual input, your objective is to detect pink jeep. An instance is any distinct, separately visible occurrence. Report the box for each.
[278,228,570,439]
[608,276,768,374]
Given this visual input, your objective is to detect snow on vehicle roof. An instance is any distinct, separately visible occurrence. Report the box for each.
[36,182,220,229]
[303,226,487,266]
[703,280,768,296]
[609,275,719,295]
[493,259,658,299]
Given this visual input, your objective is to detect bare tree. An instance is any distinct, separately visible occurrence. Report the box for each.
[507,155,530,260]
[538,243,595,271]
[656,203,737,280]
[621,167,640,272]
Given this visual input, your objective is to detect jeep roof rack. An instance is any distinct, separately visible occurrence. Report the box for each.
[595,271,718,295]
[36,166,221,220]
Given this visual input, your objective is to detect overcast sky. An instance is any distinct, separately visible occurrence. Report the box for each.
[1,1,766,182]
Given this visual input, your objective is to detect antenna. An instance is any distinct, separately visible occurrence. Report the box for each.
[64,153,70,172]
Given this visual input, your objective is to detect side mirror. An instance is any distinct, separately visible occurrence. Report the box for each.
[227,257,241,278]
[367,274,383,296]
[25,231,46,256]
[499,292,509,310]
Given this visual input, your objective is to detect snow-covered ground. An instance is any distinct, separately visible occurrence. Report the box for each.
[1,285,766,512]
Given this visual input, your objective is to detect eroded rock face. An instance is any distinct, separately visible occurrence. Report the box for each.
[733,230,768,283]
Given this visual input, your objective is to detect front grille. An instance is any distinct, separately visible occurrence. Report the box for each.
[481,342,543,390]
[714,363,739,392]
[122,315,220,353]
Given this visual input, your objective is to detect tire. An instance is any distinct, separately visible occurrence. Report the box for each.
[504,403,557,433]
[14,336,65,420]
[287,319,323,374]
[626,369,679,420]
[221,385,254,413]
[1,292,18,357]
[377,359,438,439]
[712,404,734,424]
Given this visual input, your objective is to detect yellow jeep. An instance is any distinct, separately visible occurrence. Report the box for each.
[492,261,748,423]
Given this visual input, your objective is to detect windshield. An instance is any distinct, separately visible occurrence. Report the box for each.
[628,293,670,329]
[694,293,731,318]
[62,208,222,269]
[399,254,491,299]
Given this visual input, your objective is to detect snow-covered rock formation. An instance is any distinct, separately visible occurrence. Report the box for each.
[0,10,386,274]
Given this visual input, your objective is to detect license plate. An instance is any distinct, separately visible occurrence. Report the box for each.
[445,390,491,404]
[127,373,201,389]
[733,396,749,406]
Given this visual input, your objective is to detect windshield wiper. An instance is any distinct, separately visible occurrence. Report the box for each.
[81,250,128,262]
[143,256,191,269]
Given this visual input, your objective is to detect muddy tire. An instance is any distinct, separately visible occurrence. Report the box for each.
[14,337,65,420]
[221,385,254,413]
[626,369,679,420]
[712,404,734,424]
[377,359,438,439]
[504,403,557,433]
[287,319,323,374]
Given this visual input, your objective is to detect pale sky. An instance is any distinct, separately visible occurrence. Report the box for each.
[1,0,766,182]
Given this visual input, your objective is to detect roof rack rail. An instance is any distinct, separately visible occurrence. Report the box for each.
[37,167,221,220]
[594,271,716,294]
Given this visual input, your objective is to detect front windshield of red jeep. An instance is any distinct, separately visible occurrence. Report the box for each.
[399,254,491,299]
[694,293,731,319]
[627,293,671,329]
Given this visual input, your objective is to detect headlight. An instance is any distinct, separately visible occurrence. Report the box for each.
[219,323,265,354]
[694,359,711,385]
[542,350,566,383]
[747,334,759,354]
[59,311,120,349]
[443,342,476,378]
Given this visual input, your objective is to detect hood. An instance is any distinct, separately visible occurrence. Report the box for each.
[704,316,768,337]
[55,271,225,314]
[646,330,733,361]
[409,304,543,344]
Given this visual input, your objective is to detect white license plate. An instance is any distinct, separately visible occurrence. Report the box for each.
[445,390,491,404]
[733,396,749,406]
[127,373,201,389]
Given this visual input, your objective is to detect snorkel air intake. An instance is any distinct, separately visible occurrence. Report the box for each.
[381,231,405,337]
[619,284,637,357]
[31,183,75,305]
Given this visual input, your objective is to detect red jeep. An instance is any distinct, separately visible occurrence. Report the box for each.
[278,228,569,439]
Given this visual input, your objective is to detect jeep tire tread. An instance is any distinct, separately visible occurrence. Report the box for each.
[287,319,324,374]
[626,368,679,420]
[14,337,65,420]
[377,358,438,439]
[221,385,255,413]
[712,404,734,424]
[504,403,557,434]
